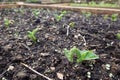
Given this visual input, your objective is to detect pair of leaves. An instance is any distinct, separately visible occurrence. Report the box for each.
[55,11,67,22]
[116,33,120,40]
[4,19,14,27]
[64,47,99,63]
[32,9,40,18]
[111,14,118,21]
[27,28,39,43]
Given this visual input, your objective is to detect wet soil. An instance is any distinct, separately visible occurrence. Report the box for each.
[0,7,120,80]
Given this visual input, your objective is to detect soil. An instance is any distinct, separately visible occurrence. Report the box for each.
[0,7,120,80]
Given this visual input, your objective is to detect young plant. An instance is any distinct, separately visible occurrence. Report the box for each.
[4,18,14,28]
[54,11,67,22]
[69,22,75,28]
[85,12,92,18]
[66,22,75,36]
[32,9,40,18]
[27,28,39,43]
[104,14,109,20]
[64,46,99,63]
[111,14,118,21]
[116,33,120,40]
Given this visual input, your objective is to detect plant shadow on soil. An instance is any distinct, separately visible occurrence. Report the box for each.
[0,8,120,80]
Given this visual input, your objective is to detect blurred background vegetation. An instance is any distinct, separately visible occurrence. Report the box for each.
[0,0,120,7]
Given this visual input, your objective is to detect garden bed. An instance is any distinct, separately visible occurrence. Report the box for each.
[0,5,120,80]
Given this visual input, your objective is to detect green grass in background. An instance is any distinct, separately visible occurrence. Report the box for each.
[70,1,118,8]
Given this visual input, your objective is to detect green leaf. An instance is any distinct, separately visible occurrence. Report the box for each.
[63,47,99,63]
[64,48,73,62]
[54,11,67,22]
[111,14,118,21]
[27,28,39,43]
[69,22,75,28]
[80,50,99,60]
[69,46,81,62]
[116,33,120,40]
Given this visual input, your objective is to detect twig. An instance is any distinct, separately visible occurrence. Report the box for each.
[79,34,87,46]
[21,63,53,80]
[0,70,7,79]
[66,25,70,36]
[21,43,30,51]
[0,63,12,79]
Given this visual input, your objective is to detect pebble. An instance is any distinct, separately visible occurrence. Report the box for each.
[16,71,27,78]
[7,65,14,71]
[40,53,50,57]
[105,64,111,70]
[50,67,55,71]
[57,72,64,80]
[26,42,32,46]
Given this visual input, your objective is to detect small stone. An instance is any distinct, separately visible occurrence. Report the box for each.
[2,77,7,80]
[87,72,91,78]
[57,72,64,80]
[16,71,27,78]
[7,65,14,71]
[105,64,111,70]
[50,67,55,71]
[8,31,12,34]
[26,42,32,46]
[109,73,113,78]
[74,35,79,39]
[45,33,50,39]
[40,53,50,57]
[23,35,28,39]
[30,74,37,79]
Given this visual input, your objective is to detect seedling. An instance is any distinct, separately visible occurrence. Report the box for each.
[116,33,120,40]
[85,12,92,18]
[104,14,109,20]
[64,46,99,63]
[27,28,39,43]
[111,14,118,21]
[69,22,75,28]
[4,18,14,28]
[66,22,75,36]
[32,9,40,18]
[19,8,24,14]
[54,11,67,22]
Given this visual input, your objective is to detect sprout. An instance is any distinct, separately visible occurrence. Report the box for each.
[69,22,75,28]
[27,28,39,43]
[64,46,99,63]
[4,18,14,28]
[104,14,109,20]
[111,14,118,21]
[32,9,40,18]
[116,33,120,40]
[54,11,67,22]
[85,12,92,18]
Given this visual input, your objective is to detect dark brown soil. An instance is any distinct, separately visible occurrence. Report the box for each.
[0,7,120,80]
